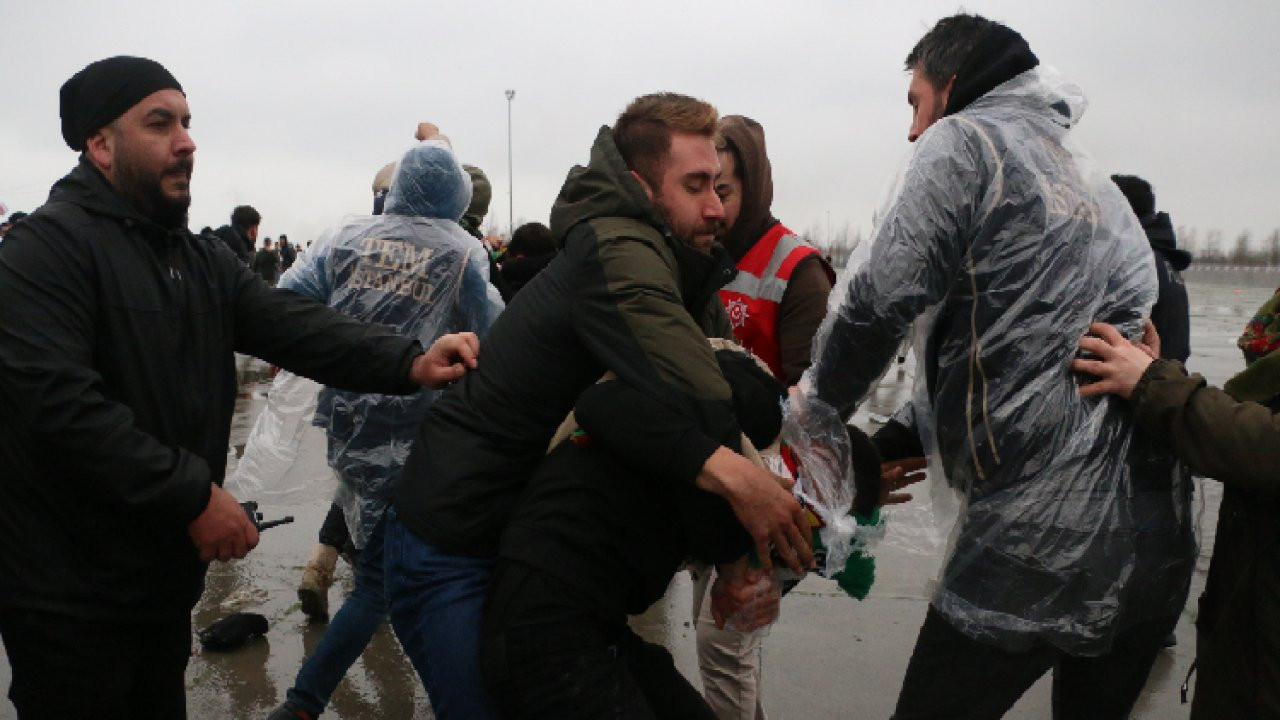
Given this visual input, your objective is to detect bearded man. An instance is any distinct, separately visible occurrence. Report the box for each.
[387,92,813,719]
[0,56,479,718]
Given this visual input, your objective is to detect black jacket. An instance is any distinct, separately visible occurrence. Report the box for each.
[501,375,755,620]
[0,159,424,622]
[214,223,254,264]
[395,126,739,557]
[1143,212,1192,363]
[252,247,281,283]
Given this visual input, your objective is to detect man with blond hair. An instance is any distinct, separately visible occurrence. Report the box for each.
[387,92,813,719]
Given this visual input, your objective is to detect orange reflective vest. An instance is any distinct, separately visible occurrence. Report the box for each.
[719,223,824,381]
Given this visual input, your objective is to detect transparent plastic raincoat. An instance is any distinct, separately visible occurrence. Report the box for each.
[804,67,1195,654]
[229,141,504,547]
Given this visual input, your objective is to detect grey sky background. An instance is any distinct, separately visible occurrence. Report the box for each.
[3,1,1277,253]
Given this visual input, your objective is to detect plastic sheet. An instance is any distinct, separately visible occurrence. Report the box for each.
[781,393,885,580]
[802,66,1195,654]
[227,142,503,547]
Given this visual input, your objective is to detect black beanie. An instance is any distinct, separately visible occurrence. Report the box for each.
[60,56,184,151]
[1111,174,1157,219]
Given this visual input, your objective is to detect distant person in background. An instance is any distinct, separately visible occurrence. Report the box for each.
[1,211,27,242]
[458,164,492,239]
[456,163,512,301]
[499,221,556,298]
[215,204,261,264]
[1111,173,1195,650]
[279,233,296,272]
[1112,174,1192,362]
[253,237,281,285]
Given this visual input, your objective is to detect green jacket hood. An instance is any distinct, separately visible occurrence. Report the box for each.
[549,126,667,248]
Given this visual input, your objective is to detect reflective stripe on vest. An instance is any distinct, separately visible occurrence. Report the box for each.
[719,224,822,379]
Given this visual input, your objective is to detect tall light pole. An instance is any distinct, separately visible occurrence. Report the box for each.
[505,89,515,236]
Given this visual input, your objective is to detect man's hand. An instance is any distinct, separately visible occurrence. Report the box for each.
[1138,318,1161,361]
[710,560,779,631]
[1072,322,1154,399]
[188,484,259,563]
[881,457,927,506]
[411,332,480,388]
[696,446,813,574]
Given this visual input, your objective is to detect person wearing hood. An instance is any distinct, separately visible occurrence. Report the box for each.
[716,115,834,386]
[0,57,479,717]
[693,114,835,719]
[265,137,503,720]
[802,15,1194,719]
[1112,174,1192,363]
[457,163,514,302]
[386,92,813,719]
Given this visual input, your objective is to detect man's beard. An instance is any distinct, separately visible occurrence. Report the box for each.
[654,194,718,251]
[113,148,193,230]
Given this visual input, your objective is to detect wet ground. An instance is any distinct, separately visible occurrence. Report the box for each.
[0,278,1272,718]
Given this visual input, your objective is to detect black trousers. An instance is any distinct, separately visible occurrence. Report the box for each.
[481,562,715,720]
[892,605,1176,720]
[0,607,191,719]
[317,500,355,558]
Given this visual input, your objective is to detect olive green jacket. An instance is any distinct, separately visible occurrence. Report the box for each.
[1132,360,1280,719]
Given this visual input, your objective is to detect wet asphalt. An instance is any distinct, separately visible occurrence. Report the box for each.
[0,277,1270,719]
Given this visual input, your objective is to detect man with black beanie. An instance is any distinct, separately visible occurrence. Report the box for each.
[1112,174,1193,363]
[0,56,481,718]
[804,15,1195,719]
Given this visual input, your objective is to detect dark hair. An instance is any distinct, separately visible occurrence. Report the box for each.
[230,205,261,229]
[905,13,996,88]
[1110,174,1156,219]
[507,222,555,259]
[7,211,27,225]
[613,92,718,190]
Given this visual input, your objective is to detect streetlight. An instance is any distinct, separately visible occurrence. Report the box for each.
[505,89,515,236]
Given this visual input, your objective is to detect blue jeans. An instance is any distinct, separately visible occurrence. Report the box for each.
[383,510,501,720]
[287,515,388,716]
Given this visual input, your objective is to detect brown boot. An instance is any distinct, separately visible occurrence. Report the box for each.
[298,544,338,623]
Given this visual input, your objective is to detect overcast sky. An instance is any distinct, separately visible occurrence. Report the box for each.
[3,1,1278,252]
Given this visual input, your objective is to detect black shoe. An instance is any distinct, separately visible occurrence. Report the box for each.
[267,701,314,720]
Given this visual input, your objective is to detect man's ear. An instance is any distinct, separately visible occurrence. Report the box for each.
[630,170,655,201]
[85,127,115,175]
[942,74,957,105]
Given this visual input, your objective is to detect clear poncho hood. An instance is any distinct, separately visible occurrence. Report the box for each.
[802,66,1195,654]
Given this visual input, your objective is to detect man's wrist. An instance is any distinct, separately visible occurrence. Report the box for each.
[696,446,737,495]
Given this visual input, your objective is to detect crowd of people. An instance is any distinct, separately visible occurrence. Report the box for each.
[0,10,1273,720]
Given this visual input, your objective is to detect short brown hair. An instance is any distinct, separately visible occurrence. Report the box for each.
[614,93,718,190]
